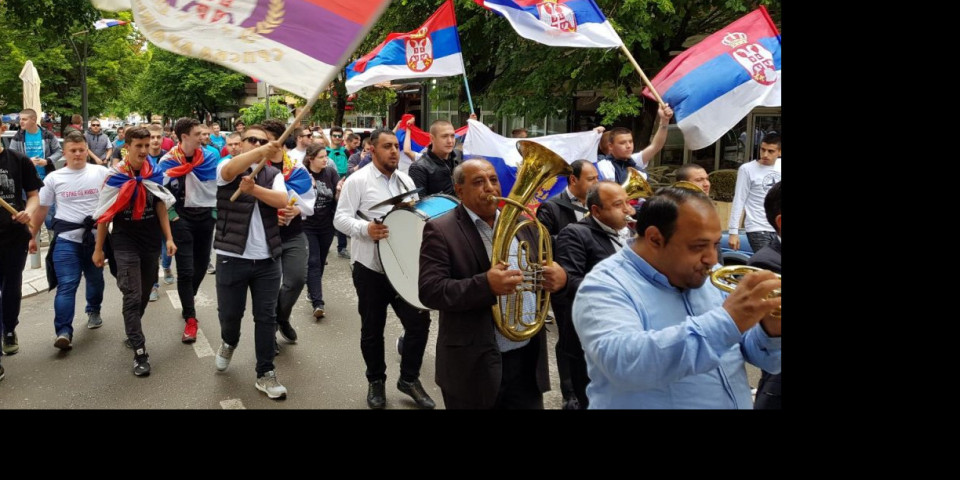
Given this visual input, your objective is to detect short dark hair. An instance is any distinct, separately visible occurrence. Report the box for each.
[429,120,453,136]
[346,133,360,142]
[369,128,396,147]
[20,108,37,120]
[63,131,87,145]
[608,127,632,140]
[125,126,150,143]
[586,180,618,211]
[174,117,201,141]
[571,159,592,179]
[761,132,781,147]
[675,164,707,182]
[511,128,527,137]
[635,185,712,242]
[260,119,286,140]
[764,181,781,234]
[234,119,245,126]
[330,126,344,136]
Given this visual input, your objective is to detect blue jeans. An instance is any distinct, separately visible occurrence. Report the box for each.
[305,229,334,308]
[53,239,104,337]
[161,240,172,269]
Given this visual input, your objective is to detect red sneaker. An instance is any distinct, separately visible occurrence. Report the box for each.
[182,318,198,344]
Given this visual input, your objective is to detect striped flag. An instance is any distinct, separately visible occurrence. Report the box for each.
[94,19,128,30]
[94,158,176,225]
[346,1,465,94]
[474,0,623,48]
[131,0,391,99]
[156,146,220,208]
[644,7,781,150]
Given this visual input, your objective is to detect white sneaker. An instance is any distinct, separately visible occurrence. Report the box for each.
[149,285,159,302]
[255,370,288,399]
[215,342,235,371]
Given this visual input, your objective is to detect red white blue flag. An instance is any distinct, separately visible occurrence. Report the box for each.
[346,1,464,94]
[645,7,781,150]
[156,145,220,208]
[94,158,176,225]
[94,19,128,30]
[473,0,622,48]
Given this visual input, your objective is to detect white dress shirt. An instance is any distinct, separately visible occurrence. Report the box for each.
[333,162,418,273]
[596,217,632,252]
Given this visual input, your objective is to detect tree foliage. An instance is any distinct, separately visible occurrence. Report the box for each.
[123,44,246,122]
[238,98,290,126]
[0,1,144,125]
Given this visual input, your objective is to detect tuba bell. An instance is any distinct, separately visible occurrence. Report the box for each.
[487,141,573,342]
[710,266,781,318]
[622,167,655,200]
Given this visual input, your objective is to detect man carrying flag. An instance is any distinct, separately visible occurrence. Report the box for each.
[92,127,177,377]
[156,118,219,344]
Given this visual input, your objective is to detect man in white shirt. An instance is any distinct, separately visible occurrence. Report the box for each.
[596,104,674,183]
[286,127,311,163]
[30,132,109,345]
[211,125,290,400]
[333,128,435,410]
[728,132,781,252]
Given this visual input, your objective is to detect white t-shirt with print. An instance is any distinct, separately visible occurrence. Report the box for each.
[39,164,109,243]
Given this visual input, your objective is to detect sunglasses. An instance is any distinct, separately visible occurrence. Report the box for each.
[244,137,269,146]
[300,134,312,138]
[91,124,101,127]
[331,134,342,138]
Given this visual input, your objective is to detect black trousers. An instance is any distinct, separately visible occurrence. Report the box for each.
[114,241,160,349]
[0,239,29,335]
[754,371,781,410]
[172,215,215,320]
[305,228,335,309]
[555,305,590,409]
[216,256,281,377]
[351,262,430,383]
[493,341,544,410]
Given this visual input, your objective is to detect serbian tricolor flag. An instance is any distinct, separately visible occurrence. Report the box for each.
[463,119,600,204]
[131,0,391,99]
[156,146,220,208]
[346,0,464,94]
[396,113,470,156]
[474,0,622,48]
[279,157,317,217]
[94,158,176,225]
[93,19,127,30]
[644,7,781,150]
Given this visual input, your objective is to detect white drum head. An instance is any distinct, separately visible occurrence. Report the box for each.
[379,209,429,310]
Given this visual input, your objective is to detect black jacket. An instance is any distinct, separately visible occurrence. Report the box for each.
[536,190,583,249]
[408,148,462,196]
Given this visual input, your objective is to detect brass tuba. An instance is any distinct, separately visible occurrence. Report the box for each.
[622,167,655,200]
[488,141,573,342]
[710,266,781,318]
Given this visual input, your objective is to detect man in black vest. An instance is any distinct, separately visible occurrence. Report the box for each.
[555,181,636,409]
[408,120,462,196]
[212,124,291,400]
[536,159,598,408]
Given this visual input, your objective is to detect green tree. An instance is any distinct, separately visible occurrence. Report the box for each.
[124,44,247,122]
[0,1,145,130]
[238,98,290,126]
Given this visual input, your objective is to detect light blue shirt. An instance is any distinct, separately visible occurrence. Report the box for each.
[25,129,46,179]
[572,239,781,409]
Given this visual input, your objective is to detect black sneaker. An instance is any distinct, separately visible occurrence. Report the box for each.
[367,379,386,409]
[0,364,5,382]
[277,322,298,343]
[2,331,18,355]
[133,349,151,377]
[397,378,436,409]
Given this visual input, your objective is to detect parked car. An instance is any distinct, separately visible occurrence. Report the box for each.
[720,230,755,266]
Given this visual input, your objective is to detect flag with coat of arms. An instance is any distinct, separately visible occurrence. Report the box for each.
[473,0,623,48]
[346,0,465,94]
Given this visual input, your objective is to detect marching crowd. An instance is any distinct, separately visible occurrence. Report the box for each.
[0,106,780,409]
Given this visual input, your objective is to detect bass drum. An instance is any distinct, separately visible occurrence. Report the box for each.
[379,194,459,310]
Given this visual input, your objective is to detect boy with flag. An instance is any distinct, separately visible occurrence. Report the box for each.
[156,118,219,344]
[92,127,177,377]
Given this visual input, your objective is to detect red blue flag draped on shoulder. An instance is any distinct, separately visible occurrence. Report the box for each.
[644,7,781,150]
[94,157,176,225]
[130,0,392,99]
[345,0,464,94]
[473,0,622,48]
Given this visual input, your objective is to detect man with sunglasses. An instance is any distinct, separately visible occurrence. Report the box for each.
[84,118,112,166]
[327,126,350,259]
[212,125,290,399]
[287,128,312,163]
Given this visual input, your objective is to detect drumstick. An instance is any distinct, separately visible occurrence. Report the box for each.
[0,197,19,216]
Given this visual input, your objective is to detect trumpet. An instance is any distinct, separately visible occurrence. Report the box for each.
[710,265,781,318]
